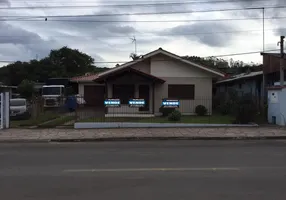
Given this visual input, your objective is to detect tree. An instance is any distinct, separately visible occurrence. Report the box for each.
[130,53,141,60]
[0,46,107,86]
[49,46,95,77]
[17,79,35,99]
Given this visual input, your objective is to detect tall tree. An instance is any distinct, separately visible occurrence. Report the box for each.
[0,46,106,86]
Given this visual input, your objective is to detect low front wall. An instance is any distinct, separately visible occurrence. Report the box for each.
[107,105,152,114]
[74,122,258,129]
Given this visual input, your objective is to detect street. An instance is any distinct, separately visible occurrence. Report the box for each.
[0,140,286,200]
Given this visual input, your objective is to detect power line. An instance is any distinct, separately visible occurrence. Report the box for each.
[0,49,279,63]
[0,0,278,10]
[1,5,285,18]
[0,28,283,38]
[1,16,286,22]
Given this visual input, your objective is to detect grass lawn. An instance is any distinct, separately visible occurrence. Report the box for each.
[37,116,76,128]
[10,112,74,128]
[80,114,234,124]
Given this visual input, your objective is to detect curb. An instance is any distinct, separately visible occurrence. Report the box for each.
[74,122,259,129]
[1,136,286,143]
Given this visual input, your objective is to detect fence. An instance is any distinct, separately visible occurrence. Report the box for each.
[10,96,76,128]
[10,93,268,128]
[74,96,226,125]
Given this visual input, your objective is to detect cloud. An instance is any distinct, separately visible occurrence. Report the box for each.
[162,22,236,47]
[0,22,43,44]
[0,0,10,6]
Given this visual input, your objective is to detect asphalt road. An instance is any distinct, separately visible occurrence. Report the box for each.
[1,140,286,200]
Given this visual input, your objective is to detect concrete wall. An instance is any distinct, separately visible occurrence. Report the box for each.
[268,88,286,126]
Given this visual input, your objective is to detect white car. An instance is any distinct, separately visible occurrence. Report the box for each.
[10,98,31,119]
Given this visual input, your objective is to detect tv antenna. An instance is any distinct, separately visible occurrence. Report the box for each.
[130,36,137,54]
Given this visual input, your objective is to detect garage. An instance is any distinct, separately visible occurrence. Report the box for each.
[84,85,105,107]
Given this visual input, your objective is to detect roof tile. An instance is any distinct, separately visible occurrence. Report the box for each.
[70,73,98,82]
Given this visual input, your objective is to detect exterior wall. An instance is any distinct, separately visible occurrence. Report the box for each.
[150,54,214,78]
[154,77,213,115]
[263,54,286,74]
[267,88,286,126]
[130,60,151,74]
[78,82,104,96]
[150,54,215,115]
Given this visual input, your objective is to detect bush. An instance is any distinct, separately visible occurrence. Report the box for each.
[195,105,208,116]
[17,79,35,99]
[159,106,175,117]
[234,95,257,124]
[168,110,182,121]
[219,102,233,115]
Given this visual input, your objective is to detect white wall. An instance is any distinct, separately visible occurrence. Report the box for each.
[150,54,214,78]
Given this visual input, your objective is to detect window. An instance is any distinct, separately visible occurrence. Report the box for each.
[10,99,26,106]
[42,87,62,95]
[113,84,135,104]
[168,85,195,100]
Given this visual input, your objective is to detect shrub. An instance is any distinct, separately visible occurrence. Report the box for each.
[234,95,257,124]
[195,105,208,116]
[168,110,182,121]
[219,102,233,115]
[159,106,175,117]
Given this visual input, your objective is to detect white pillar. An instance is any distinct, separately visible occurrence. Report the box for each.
[4,92,10,128]
[0,93,4,129]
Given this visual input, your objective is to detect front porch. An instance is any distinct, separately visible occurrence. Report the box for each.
[94,67,165,117]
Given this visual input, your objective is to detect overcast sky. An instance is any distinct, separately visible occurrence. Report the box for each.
[0,0,285,68]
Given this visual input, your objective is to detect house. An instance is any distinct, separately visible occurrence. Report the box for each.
[215,71,263,98]
[71,48,225,116]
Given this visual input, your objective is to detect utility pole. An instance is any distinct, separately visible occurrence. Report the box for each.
[278,36,285,86]
[262,7,265,52]
[261,7,265,106]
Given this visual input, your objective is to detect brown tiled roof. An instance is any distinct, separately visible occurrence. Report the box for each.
[70,73,99,82]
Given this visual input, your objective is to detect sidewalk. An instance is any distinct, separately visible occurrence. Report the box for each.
[0,127,286,142]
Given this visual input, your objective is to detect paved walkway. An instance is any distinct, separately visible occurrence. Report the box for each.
[0,127,285,142]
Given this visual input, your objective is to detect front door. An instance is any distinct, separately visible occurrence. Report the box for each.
[139,85,150,111]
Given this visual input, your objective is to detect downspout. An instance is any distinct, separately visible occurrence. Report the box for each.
[105,79,108,114]
[152,81,155,115]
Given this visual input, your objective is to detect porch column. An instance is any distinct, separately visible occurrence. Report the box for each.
[107,83,113,98]
[135,84,139,98]
[149,83,153,113]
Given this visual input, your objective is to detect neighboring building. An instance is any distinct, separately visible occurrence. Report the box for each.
[215,71,263,98]
[71,48,225,116]
[261,52,286,86]
[0,84,17,98]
